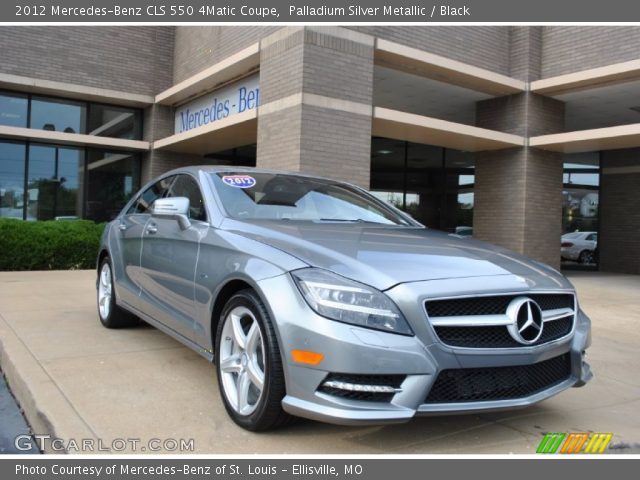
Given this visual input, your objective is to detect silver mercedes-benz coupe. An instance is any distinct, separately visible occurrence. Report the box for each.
[96,166,592,431]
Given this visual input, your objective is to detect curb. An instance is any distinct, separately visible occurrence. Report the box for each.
[0,314,97,454]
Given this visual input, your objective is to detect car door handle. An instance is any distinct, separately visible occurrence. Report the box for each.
[146,225,158,235]
[118,223,127,231]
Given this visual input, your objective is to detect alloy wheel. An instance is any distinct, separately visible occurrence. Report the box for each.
[98,262,112,320]
[580,250,595,264]
[218,306,266,416]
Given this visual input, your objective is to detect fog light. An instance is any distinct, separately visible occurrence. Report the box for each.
[321,380,401,394]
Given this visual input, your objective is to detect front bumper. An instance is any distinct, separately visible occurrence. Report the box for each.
[257,274,593,426]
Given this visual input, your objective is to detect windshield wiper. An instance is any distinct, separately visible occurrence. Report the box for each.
[318,218,380,224]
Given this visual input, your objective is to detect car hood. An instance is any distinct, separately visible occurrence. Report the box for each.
[221,219,572,291]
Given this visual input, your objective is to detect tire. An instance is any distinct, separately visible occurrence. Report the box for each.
[215,289,291,431]
[578,250,594,265]
[97,257,138,328]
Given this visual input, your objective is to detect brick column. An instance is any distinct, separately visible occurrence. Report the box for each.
[474,92,565,268]
[508,26,543,81]
[256,27,374,188]
[142,103,205,183]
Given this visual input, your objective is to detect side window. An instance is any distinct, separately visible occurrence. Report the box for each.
[126,175,175,214]
[587,234,597,242]
[167,175,207,222]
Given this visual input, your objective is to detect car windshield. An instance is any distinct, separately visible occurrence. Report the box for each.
[211,172,411,225]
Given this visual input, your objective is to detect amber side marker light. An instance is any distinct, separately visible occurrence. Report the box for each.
[291,350,324,365]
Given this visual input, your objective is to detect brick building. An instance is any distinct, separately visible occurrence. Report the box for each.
[0,26,639,273]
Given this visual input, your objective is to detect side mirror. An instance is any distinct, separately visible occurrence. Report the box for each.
[152,197,191,230]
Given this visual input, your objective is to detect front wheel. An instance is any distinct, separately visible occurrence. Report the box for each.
[215,289,291,431]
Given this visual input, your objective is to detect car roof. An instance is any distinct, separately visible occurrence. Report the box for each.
[563,231,597,236]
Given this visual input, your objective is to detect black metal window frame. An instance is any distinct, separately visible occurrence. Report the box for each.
[1,89,143,140]
[0,139,141,220]
[370,137,475,231]
[561,154,602,271]
[1,90,144,220]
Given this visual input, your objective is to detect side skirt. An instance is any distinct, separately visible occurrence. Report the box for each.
[116,299,215,363]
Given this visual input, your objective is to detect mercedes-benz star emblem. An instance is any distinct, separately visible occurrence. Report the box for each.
[506,297,544,345]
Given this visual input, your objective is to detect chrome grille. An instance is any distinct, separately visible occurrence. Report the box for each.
[426,294,575,317]
[425,293,576,349]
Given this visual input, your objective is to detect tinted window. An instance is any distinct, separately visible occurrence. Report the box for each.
[0,141,26,219]
[167,175,207,222]
[86,150,141,222]
[1,91,142,138]
[0,92,28,127]
[370,138,475,232]
[88,104,142,140]
[30,96,86,134]
[27,144,83,220]
[212,172,409,225]
[128,176,175,214]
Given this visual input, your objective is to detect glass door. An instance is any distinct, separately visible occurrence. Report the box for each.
[561,152,600,269]
[27,144,83,220]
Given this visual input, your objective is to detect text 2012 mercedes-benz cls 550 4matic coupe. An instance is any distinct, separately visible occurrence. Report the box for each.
[96,167,592,431]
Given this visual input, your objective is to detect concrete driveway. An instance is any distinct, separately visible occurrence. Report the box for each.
[0,270,639,454]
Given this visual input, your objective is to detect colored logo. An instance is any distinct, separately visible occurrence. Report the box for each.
[506,297,544,344]
[222,175,256,188]
[536,432,613,454]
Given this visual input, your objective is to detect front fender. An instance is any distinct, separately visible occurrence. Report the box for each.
[192,228,307,353]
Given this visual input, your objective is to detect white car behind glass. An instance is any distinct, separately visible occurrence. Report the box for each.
[561,231,597,264]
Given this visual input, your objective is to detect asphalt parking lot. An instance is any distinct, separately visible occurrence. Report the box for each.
[0,270,639,454]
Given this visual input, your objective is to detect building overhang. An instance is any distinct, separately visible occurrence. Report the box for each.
[153,109,257,154]
[530,123,640,153]
[155,43,260,107]
[0,73,153,108]
[0,125,149,151]
[374,39,525,97]
[372,107,524,151]
[531,59,640,96]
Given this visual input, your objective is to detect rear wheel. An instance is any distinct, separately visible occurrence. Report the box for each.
[215,289,291,431]
[579,250,594,265]
[97,257,138,328]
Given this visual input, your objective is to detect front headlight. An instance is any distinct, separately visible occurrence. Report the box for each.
[291,268,413,336]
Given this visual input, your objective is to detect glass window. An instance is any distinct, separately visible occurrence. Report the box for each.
[0,141,26,219]
[370,138,408,211]
[370,138,475,233]
[86,150,141,222]
[30,96,86,133]
[205,144,257,166]
[27,144,83,220]
[445,150,475,235]
[562,152,600,269]
[129,176,175,215]
[0,92,28,128]
[1,91,143,139]
[87,104,142,140]
[167,175,207,222]
[212,172,409,225]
